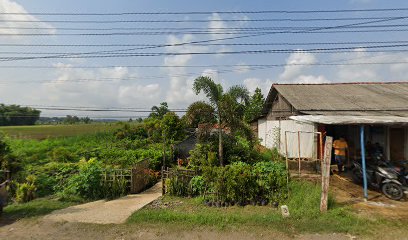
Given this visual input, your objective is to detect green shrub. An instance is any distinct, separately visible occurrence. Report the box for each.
[188,144,218,170]
[198,161,288,204]
[102,177,128,199]
[189,176,205,196]
[49,147,77,163]
[115,124,148,140]
[64,158,104,200]
[15,175,37,203]
[166,176,189,196]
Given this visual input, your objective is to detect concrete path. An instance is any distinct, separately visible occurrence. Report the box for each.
[44,182,162,224]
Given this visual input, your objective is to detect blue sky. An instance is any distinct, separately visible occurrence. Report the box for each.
[1,0,408,117]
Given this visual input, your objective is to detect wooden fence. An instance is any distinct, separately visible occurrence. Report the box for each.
[161,167,197,194]
[101,158,151,194]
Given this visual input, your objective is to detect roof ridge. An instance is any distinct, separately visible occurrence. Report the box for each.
[273,81,408,86]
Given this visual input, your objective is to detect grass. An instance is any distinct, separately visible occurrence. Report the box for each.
[2,196,78,220]
[127,181,403,236]
[0,123,120,140]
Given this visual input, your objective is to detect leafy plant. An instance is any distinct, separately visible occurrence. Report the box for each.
[189,176,205,196]
[166,176,189,196]
[15,175,37,203]
[63,158,104,200]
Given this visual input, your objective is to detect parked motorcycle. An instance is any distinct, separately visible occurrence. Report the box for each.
[352,160,408,200]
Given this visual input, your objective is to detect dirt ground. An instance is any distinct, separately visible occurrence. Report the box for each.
[0,218,355,240]
[330,172,408,219]
[0,174,407,240]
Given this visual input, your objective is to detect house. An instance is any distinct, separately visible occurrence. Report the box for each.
[256,82,408,165]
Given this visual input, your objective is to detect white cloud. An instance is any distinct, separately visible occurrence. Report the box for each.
[279,52,317,81]
[243,78,273,94]
[38,63,162,112]
[164,34,208,107]
[293,75,330,84]
[208,13,228,40]
[0,0,56,37]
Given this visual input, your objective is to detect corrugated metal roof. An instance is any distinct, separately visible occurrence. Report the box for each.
[290,115,408,125]
[273,82,408,112]
[300,110,408,117]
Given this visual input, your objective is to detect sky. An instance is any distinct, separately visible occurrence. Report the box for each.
[1,0,408,118]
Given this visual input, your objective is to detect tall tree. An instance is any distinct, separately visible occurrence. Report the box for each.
[149,102,169,119]
[193,76,249,166]
[0,104,40,126]
[185,101,216,128]
[244,87,265,123]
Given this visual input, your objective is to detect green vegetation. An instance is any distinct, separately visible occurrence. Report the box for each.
[0,123,119,140]
[243,87,265,123]
[3,197,78,220]
[0,121,168,203]
[166,161,288,205]
[0,104,40,126]
[128,181,385,235]
[193,76,250,166]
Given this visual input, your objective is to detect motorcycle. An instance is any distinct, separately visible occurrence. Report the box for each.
[352,160,408,200]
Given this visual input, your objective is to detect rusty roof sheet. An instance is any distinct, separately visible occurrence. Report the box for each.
[273,82,408,112]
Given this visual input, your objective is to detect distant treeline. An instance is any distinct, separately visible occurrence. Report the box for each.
[0,104,41,126]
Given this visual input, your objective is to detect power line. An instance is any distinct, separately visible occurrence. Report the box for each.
[2,7,408,15]
[3,23,408,31]
[1,40,408,49]
[0,15,407,24]
[4,60,408,85]
[1,16,405,62]
[3,25,408,36]
[4,47,408,63]
[1,43,408,55]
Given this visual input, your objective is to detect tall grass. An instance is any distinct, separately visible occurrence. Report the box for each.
[128,180,377,235]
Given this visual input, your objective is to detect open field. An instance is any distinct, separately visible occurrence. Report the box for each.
[0,123,121,140]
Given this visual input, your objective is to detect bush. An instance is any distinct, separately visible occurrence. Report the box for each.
[63,158,104,200]
[188,144,218,170]
[15,175,37,203]
[189,176,205,196]
[207,134,263,165]
[25,162,78,197]
[194,161,287,204]
[115,124,148,140]
[102,177,128,200]
[166,176,189,196]
[49,147,77,163]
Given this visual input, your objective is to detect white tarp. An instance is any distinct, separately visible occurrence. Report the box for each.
[289,115,408,125]
[258,119,317,158]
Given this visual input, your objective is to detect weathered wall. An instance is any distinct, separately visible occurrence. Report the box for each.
[258,119,317,159]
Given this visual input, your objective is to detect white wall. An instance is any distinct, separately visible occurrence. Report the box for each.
[258,119,317,159]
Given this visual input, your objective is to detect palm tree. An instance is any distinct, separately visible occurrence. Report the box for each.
[193,76,249,166]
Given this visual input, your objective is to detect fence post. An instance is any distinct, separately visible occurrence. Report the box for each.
[320,136,333,212]
[161,166,165,195]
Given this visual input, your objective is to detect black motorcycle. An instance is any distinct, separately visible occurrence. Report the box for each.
[352,160,408,200]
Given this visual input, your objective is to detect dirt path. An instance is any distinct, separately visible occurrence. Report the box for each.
[331,173,408,219]
[43,182,162,224]
[0,219,355,240]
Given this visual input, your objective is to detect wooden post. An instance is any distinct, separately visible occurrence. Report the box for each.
[284,131,290,196]
[319,133,324,161]
[297,131,301,177]
[161,166,165,195]
[320,136,333,212]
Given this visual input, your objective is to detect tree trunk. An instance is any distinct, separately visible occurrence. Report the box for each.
[218,112,224,166]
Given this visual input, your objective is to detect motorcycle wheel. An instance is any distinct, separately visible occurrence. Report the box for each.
[352,169,363,184]
[381,182,404,201]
